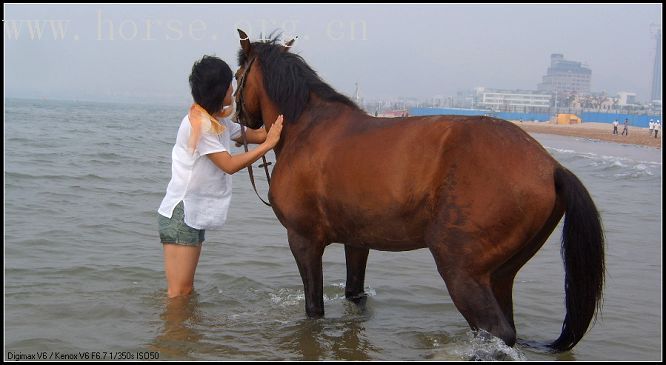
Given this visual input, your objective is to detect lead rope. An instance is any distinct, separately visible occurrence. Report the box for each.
[240,125,272,206]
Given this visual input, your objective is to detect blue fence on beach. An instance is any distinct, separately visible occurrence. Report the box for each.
[578,112,661,128]
[409,108,662,128]
[495,111,551,122]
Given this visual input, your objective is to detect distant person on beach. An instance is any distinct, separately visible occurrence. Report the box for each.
[157,55,284,298]
[654,120,660,139]
[612,119,619,135]
[621,118,629,136]
[649,119,655,136]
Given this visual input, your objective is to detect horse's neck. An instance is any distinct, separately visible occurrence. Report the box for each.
[307,94,365,123]
[275,98,362,157]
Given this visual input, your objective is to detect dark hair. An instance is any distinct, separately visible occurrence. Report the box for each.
[189,55,233,115]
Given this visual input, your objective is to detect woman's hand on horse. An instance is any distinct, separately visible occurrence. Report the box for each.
[264,115,284,149]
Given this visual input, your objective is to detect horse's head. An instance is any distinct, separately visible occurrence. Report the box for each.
[234,29,296,130]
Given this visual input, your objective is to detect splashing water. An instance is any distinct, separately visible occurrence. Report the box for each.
[432,330,527,361]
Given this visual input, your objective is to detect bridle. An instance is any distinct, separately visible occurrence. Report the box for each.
[234,57,261,129]
[234,56,273,207]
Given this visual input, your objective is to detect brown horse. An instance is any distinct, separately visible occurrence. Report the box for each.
[233,30,604,352]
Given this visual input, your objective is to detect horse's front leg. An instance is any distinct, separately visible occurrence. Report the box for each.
[288,230,325,318]
[344,244,369,304]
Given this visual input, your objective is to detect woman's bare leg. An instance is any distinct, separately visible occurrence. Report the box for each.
[163,243,202,298]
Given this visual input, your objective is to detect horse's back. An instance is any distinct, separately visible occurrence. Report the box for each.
[338,114,558,187]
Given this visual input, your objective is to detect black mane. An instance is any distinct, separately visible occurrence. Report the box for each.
[237,36,360,123]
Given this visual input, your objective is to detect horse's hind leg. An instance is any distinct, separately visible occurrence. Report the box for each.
[490,273,517,332]
[344,245,369,303]
[428,244,517,347]
[491,204,565,339]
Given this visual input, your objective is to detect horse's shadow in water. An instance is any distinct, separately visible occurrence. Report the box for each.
[516,338,577,361]
[278,296,541,361]
[276,297,379,360]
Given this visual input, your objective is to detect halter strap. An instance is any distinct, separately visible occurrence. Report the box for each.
[240,124,272,207]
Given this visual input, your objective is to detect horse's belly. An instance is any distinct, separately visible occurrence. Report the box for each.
[343,238,426,251]
[330,217,428,251]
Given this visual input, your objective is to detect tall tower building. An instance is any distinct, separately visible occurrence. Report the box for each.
[354,82,360,103]
[537,54,591,95]
[650,28,661,102]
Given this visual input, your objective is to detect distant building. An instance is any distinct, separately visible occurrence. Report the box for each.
[377,109,409,118]
[475,87,551,112]
[455,89,477,108]
[651,29,661,102]
[352,82,366,110]
[617,91,637,106]
[538,53,591,95]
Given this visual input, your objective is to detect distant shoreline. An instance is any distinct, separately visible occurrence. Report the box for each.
[512,121,662,149]
[5,98,663,150]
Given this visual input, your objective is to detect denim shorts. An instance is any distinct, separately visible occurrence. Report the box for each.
[158,201,205,246]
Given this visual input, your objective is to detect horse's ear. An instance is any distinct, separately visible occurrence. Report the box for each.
[238,29,251,54]
[283,36,297,52]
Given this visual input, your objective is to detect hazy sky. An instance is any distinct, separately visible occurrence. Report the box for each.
[4,4,662,104]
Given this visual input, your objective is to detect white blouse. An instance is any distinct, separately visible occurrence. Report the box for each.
[158,114,242,230]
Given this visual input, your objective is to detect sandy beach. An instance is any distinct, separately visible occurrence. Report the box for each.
[512,121,662,149]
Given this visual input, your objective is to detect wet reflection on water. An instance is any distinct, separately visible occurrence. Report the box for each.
[149,294,203,359]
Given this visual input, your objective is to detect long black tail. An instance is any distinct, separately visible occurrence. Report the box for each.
[550,167,605,352]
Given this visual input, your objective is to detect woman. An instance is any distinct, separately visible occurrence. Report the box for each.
[158,55,283,298]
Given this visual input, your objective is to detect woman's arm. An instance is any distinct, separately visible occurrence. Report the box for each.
[207,144,271,175]
[232,127,267,145]
[208,115,282,175]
